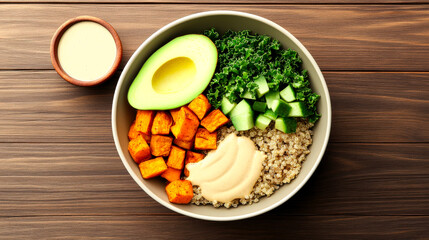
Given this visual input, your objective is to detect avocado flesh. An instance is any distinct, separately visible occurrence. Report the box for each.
[128,34,218,110]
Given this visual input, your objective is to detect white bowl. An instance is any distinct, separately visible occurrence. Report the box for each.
[112,10,331,221]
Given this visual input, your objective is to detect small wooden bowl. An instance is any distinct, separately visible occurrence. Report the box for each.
[50,16,123,86]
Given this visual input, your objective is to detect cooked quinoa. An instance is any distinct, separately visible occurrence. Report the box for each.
[190,119,314,208]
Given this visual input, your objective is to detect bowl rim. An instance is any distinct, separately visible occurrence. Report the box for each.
[50,15,123,87]
[112,10,332,221]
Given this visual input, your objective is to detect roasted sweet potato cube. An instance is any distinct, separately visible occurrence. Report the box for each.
[139,157,167,179]
[150,135,173,157]
[194,128,217,150]
[166,146,186,170]
[170,108,180,123]
[184,151,205,177]
[128,121,151,142]
[151,111,173,135]
[188,94,211,120]
[128,134,151,163]
[165,180,193,204]
[173,138,193,150]
[128,121,139,140]
[201,109,229,133]
[171,107,199,141]
[135,110,155,135]
[161,167,182,182]
[141,133,151,143]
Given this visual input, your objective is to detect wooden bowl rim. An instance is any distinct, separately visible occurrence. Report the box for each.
[50,16,123,87]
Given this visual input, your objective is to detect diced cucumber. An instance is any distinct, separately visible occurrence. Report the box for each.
[263,109,278,120]
[288,102,309,117]
[280,85,296,102]
[252,101,267,113]
[254,76,269,98]
[230,99,255,131]
[255,114,271,130]
[230,99,252,118]
[271,99,291,117]
[231,113,254,131]
[221,97,237,115]
[265,90,280,109]
[275,117,297,133]
[241,91,256,100]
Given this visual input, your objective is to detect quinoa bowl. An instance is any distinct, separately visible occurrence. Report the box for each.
[112,10,331,221]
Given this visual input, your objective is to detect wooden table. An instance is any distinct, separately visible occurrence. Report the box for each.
[1,1,428,239]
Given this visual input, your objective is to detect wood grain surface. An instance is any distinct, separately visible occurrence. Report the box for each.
[0,1,428,239]
[1,4,429,71]
[1,216,428,239]
[2,0,429,3]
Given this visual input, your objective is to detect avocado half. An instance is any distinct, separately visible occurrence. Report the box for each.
[128,34,218,110]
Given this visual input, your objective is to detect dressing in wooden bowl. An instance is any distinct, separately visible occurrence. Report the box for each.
[50,16,122,86]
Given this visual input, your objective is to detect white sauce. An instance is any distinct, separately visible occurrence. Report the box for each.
[57,21,117,81]
[187,133,265,203]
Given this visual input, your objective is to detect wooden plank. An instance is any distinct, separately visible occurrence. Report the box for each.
[0,215,427,239]
[2,0,429,3]
[0,142,427,217]
[325,71,429,142]
[1,4,429,71]
[0,71,116,143]
[1,71,428,143]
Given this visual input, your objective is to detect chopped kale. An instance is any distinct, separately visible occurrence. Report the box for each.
[204,28,320,123]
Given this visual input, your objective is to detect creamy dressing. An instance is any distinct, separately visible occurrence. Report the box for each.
[57,21,117,81]
[187,133,265,202]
